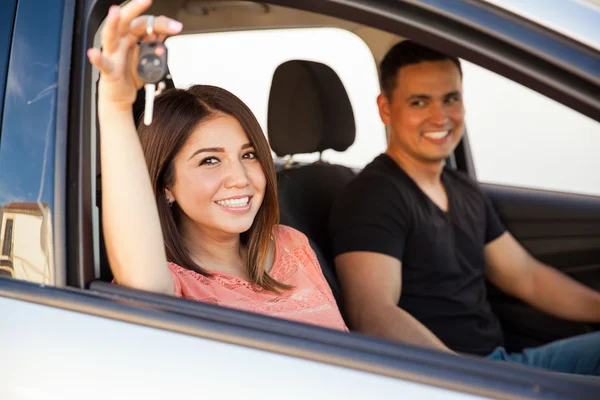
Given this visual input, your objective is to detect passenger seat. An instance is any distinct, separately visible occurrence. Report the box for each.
[268,60,357,316]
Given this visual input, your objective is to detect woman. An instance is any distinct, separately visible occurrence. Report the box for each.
[87,0,347,331]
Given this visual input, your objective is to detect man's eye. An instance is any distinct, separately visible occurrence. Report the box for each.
[243,151,257,160]
[445,95,461,104]
[199,157,219,166]
[410,100,426,108]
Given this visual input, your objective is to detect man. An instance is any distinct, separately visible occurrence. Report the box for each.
[329,40,600,375]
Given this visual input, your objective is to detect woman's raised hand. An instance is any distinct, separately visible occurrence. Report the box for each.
[87,0,182,112]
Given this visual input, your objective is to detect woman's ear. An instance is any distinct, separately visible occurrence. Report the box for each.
[164,187,175,204]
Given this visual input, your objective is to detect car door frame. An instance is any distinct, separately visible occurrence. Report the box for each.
[71,0,600,284]
[0,0,18,127]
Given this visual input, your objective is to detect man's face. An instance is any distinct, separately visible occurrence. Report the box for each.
[378,60,465,163]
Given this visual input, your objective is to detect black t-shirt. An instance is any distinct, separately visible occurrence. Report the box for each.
[329,154,506,356]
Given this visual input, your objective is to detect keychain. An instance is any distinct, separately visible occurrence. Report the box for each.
[137,16,169,126]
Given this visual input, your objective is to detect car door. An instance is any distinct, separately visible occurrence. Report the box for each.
[482,183,600,351]
[3,278,504,400]
[450,1,600,351]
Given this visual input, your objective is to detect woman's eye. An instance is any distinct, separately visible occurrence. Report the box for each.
[199,157,219,166]
[242,151,257,160]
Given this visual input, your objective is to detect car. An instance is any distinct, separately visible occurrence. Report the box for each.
[1,0,600,398]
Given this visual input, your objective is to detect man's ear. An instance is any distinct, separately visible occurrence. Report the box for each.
[377,93,392,126]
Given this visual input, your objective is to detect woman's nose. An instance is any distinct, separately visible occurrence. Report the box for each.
[224,159,250,189]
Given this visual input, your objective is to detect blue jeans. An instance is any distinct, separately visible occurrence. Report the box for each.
[487,331,600,376]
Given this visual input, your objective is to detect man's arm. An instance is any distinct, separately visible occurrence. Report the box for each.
[485,232,600,322]
[335,251,454,353]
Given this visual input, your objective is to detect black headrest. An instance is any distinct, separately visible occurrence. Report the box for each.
[267,60,356,157]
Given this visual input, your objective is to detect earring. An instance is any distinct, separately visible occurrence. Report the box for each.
[166,196,173,207]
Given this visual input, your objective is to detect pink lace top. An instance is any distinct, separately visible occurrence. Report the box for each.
[168,225,348,332]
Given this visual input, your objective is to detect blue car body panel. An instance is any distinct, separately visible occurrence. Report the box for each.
[0,0,74,282]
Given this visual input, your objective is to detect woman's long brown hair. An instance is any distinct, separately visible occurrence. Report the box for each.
[138,85,289,292]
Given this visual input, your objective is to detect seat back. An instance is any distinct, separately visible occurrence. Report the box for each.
[268,60,357,314]
[277,165,355,302]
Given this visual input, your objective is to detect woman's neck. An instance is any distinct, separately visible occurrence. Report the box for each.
[182,221,247,278]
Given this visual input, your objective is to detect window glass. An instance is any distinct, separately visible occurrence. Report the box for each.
[0,203,54,284]
[462,61,600,196]
[166,28,386,169]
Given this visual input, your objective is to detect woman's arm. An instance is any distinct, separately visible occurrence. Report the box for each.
[88,0,183,294]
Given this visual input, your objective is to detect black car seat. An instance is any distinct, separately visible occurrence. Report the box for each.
[268,60,357,316]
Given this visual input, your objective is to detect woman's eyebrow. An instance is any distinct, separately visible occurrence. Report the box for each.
[188,143,254,160]
[188,147,224,160]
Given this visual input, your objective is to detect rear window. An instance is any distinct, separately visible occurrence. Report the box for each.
[166,27,386,169]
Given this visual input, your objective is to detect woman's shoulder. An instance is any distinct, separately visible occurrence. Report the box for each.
[167,261,210,283]
[168,261,189,273]
[273,224,310,247]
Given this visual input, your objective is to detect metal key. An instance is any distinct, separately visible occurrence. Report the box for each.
[137,39,168,125]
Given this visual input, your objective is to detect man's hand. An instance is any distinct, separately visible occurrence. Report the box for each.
[485,232,600,322]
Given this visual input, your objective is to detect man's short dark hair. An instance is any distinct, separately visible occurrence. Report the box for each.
[379,40,462,98]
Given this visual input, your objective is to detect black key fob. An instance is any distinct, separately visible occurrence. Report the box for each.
[137,40,168,84]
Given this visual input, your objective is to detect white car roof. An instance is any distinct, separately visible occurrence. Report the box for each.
[481,0,600,51]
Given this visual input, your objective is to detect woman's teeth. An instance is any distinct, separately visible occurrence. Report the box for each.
[216,197,250,208]
[424,130,449,139]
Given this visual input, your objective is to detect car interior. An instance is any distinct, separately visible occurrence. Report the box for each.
[90,0,600,356]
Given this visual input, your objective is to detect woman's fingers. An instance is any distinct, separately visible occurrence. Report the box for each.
[87,48,114,76]
[101,5,121,54]
[91,1,182,81]
[118,0,153,36]
[129,15,182,39]
[128,46,144,89]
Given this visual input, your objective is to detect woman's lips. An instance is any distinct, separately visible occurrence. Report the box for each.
[214,195,253,214]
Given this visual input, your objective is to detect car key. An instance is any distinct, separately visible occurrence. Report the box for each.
[137,40,168,125]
